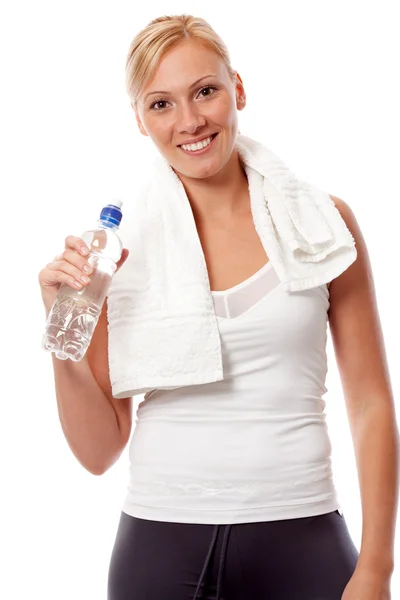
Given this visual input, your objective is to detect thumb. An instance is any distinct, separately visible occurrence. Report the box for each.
[115,248,130,272]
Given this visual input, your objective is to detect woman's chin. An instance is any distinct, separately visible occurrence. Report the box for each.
[177,155,225,180]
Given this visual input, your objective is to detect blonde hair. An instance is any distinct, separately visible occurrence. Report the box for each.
[125,14,237,107]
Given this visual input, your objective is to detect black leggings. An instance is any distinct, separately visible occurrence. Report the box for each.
[107,509,359,600]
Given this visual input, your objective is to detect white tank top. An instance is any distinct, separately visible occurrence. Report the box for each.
[121,260,341,524]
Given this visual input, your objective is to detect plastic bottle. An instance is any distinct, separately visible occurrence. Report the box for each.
[42,201,123,362]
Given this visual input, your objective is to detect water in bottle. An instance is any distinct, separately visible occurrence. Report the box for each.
[42,201,123,362]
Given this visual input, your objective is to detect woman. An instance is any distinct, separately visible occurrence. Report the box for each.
[39,14,398,600]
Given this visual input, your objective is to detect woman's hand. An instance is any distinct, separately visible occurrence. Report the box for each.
[341,565,391,600]
[38,235,129,312]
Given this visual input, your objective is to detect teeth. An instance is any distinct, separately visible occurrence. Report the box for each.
[181,136,213,152]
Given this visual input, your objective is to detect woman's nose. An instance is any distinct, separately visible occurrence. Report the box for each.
[176,102,206,134]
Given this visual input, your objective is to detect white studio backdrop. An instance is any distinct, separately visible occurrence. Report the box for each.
[1,0,399,598]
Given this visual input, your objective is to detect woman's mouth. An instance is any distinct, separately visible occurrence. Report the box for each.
[178,133,218,156]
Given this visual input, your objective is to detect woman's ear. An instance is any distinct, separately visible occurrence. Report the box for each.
[234,72,246,111]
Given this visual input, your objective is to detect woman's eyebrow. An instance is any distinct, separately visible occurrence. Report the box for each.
[144,74,217,102]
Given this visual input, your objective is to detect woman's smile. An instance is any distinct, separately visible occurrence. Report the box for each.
[178,133,219,156]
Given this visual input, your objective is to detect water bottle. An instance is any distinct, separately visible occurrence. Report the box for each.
[42,201,124,362]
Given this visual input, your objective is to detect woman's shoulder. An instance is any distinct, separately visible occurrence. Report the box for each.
[326,194,359,291]
[328,194,352,219]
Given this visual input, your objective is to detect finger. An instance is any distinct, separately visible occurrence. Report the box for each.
[46,259,91,290]
[65,235,90,257]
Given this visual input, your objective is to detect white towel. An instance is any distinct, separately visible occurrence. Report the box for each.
[107,134,357,399]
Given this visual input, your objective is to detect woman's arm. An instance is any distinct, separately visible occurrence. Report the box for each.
[49,298,132,475]
[328,195,399,579]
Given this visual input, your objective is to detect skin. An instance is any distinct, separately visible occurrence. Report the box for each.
[133,38,249,224]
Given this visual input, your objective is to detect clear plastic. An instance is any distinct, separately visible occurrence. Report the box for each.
[42,220,123,362]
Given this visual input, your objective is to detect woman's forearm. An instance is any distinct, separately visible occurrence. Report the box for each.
[50,352,125,475]
[351,403,399,578]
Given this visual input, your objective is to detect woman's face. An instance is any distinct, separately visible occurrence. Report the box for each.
[134,38,246,181]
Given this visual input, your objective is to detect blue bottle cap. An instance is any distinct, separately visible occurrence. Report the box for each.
[100,200,123,227]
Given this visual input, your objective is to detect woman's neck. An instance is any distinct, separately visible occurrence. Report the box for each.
[174,151,250,225]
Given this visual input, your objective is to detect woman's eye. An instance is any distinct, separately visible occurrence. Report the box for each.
[199,86,216,97]
[150,100,168,111]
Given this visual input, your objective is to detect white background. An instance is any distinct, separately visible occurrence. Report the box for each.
[1,0,399,597]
